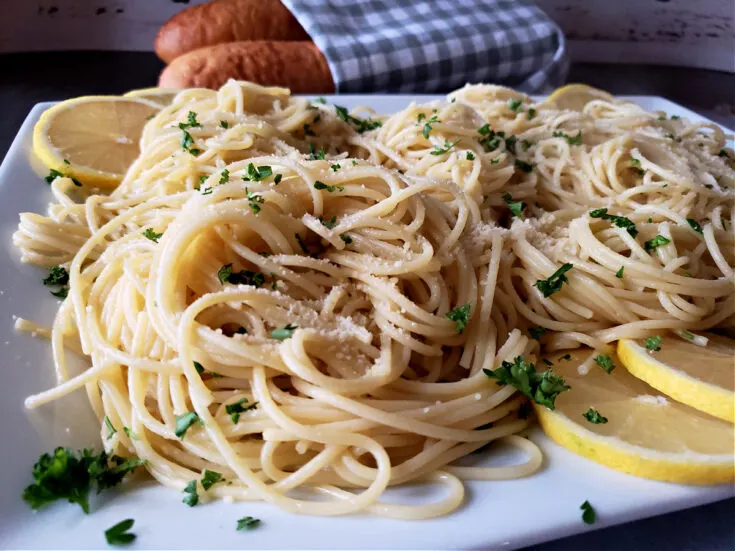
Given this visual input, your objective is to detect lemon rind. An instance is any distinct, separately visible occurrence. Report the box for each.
[617,339,735,423]
[536,405,734,484]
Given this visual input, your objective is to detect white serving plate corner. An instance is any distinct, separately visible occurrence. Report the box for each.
[0,95,732,551]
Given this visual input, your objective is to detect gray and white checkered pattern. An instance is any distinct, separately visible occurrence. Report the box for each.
[282,0,568,94]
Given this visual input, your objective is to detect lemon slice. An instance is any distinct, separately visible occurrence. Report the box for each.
[617,335,735,423]
[123,87,181,108]
[534,349,734,484]
[545,83,614,111]
[33,96,160,189]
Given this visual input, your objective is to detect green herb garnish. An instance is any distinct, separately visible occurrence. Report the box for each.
[271,324,298,341]
[466,151,475,160]
[645,335,662,352]
[630,157,645,175]
[534,263,573,298]
[529,326,547,340]
[237,516,261,531]
[244,163,272,182]
[22,448,145,513]
[201,470,223,490]
[508,98,523,112]
[174,412,201,439]
[104,416,117,439]
[484,356,570,410]
[446,303,471,334]
[589,208,638,237]
[182,480,198,507]
[552,130,582,145]
[43,266,69,286]
[686,218,703,234]
[593,354,615,373]
[430,139,460,156]
[340,234,353,244]
[334,105,382,133]
[220,120,229,129]
[644,235,671,253]
[527,108,537,120]
[583,408,608,424]
[615,266,624,278]
[246,189,265,213]
[514,159,534,173]
[320,215,337,229]
[314,181,344,192]
[420,114,439,139]
[226,398,258,424]
[105,519,136,546]
[580,500,596,524]
[142,228,163,243]
[218,264,265,287]
[503,193,526,217]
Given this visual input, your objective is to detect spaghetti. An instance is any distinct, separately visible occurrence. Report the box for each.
[13,81,734,518]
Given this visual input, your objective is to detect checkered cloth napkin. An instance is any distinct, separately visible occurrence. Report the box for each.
[282,0,568,94]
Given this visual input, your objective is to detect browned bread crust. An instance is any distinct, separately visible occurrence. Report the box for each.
[155,0,310,63]
[158,41,335,94]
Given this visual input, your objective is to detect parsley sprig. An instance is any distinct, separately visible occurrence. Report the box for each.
[593,354,616,373]
[237,516,261,531]
[43,265,70,298]
[552,130,583,145]
[142,228,163,243]
[314,181,344,192]
[580,501,596,524]
[335,105,382,133]
[484,356,570,410]
[22,447,146,513]
[226,397,258,424]
[418,113,440,139]
[179,111,202,155]
[218,264,265,287]
[271,324,298,340]
[583,408,608,424]
[644,235,671,253]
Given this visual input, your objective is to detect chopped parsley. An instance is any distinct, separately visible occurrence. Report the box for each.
[123,427,138,440]
[615,266,624,278]
[182,480,198,507]
[334,105,382,133]
[417,113,440,139]
[218,264,265,287]
[514,159,535,173]
[274,173,282,185]
[320,215,338,229]
[484,356,570,410]
[330,163,341,172]
[22,447,146,513]
[583,408,608,424]
[589,208,638,237]
[314,181,344,192]
[308,144,326,160]
[43,266,69,286]
[508,98,523,112]
[529,326,547,340]
[630,157,645,175]
[534,263,573,298]
[246,189,265,213]
[503,193,526,217]
[220,120,229,129]
[645,335,662,352]
[244,163,272,182]
[505,135,517,154]
[178,112,202,155]
[45,167,82,187]
[105,519,136,546]
[219,169,230,185]
[174,412,202,439]
[680,331,695,341]
[686,218,703,234]
[430,139,460,156]
[552,130,583,145]
[340,234,353,244]
[446,303,471,334]
[643,235,671,253]
[580,500,596,524]
[226,397,258,424]
[466,151,475,160]
[104,416,117,439]
[43,266,69,298]
[201,470,223,490]
[142,228,163,243]
[594,354,615,373]
[237,516,261,531]
[527,107,537,120]
[271,324,298,340]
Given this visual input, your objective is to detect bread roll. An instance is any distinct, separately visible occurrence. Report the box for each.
[155,0,310,63]
[158,41,335,94]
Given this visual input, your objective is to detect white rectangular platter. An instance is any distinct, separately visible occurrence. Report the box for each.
[0,95,732,550]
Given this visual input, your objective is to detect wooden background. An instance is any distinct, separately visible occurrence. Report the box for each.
[2,0,733,72]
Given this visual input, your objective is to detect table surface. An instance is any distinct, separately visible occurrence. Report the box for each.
[0,51,733,551]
